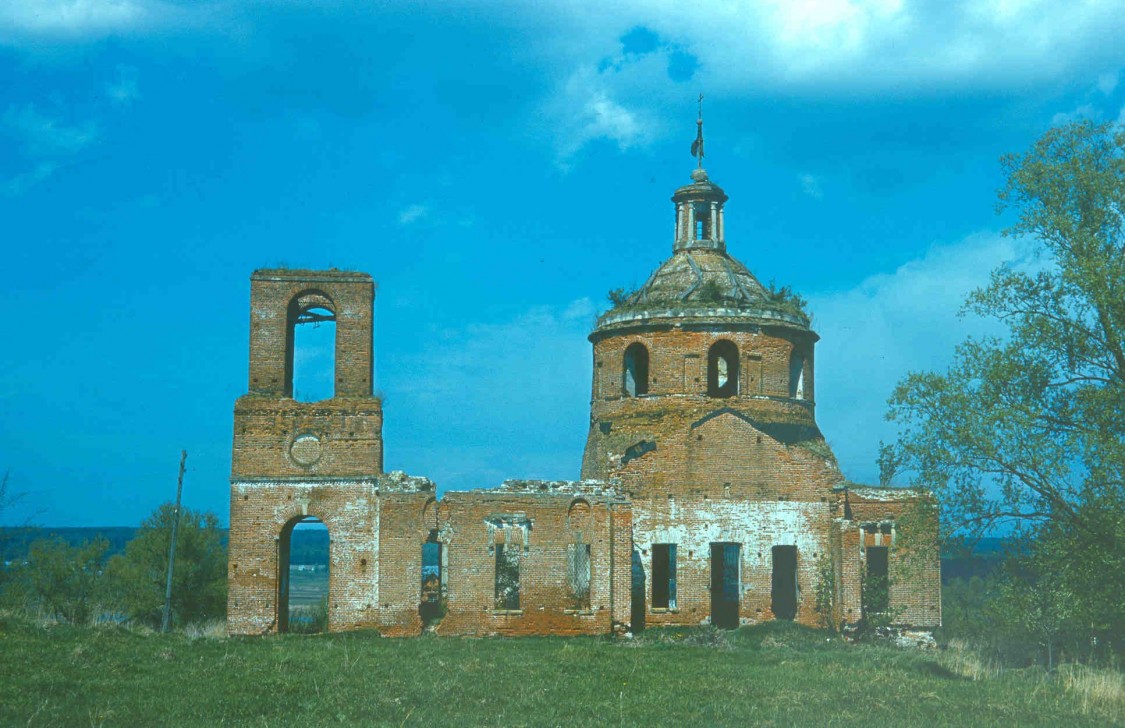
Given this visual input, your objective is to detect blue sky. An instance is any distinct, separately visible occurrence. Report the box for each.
[2,0,1124,526]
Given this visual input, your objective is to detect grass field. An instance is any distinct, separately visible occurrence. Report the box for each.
[0,614,1119,727]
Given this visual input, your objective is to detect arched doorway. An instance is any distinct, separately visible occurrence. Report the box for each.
[278,516,330,633]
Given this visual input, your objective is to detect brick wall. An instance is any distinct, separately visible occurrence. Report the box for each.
[227,478,383,635]
[834,488,942,628]
[409,482,631,637]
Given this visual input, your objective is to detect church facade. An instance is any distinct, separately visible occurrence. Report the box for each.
[226,158,941,639]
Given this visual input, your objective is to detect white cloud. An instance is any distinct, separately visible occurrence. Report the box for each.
[488,0,1125,157]
[808,231,1040,484]
[799,173,824,200]
[4,161,59,196]
[0,0,173,40]
[2,104,98,193]
[106,65,140,105]
[1097,70,1119,95]
[397,203,429,226]
[3,104,98,157]
[544,65,661,165]
[489,0,1125,91]
[1051,103,1099,126]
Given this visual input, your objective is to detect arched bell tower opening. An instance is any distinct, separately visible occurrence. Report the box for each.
[286,290,337,402]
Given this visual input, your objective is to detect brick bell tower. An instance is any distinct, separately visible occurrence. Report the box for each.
[581,109,849,630]
[228,269,384,635]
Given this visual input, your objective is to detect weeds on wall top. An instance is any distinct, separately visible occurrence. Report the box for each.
[604,279,811,326]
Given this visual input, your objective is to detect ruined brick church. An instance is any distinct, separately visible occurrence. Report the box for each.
[227,142,942,638]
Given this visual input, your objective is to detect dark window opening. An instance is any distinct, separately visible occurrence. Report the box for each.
[863,546,890,616]
[631,548,646,631]
[567,543,591,610]
[495,544,521,611]
[278,517,329,634]
[623,343,650,397]
[286,291,337,402]
[707,340,740,398]
[651,543,677,609]
[789,352,805,399]
[771,545,798,621]
[420,540,444,629]
[710,542,741,629]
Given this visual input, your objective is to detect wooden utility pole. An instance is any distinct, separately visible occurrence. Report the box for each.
[161,450,188,633]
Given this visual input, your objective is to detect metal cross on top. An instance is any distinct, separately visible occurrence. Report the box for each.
[690,93,705,168]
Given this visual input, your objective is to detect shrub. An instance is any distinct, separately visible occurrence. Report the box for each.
[24,536,109,624]
[105,504,226,629]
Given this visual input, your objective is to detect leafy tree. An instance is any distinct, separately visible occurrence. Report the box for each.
[105,504,227,628]
[885,120,1125,653]
[992,539,1077,671]
[25,536,109,624]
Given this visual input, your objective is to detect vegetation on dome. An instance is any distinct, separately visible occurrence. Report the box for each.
[607,287,635,307]
[761,280,811,324]
[604,279,811,325]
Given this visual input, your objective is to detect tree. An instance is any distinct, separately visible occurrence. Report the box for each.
[24,536,109,624]
[884,121,1125,650]
[105,504,227,628]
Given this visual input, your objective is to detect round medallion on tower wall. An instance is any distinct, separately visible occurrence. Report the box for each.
[289,433,323,467]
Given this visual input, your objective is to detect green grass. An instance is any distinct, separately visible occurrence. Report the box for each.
[0,615,1118,727]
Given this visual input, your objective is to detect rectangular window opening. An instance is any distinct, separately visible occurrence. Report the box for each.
[567,543,592,610]
[495,543,521,611]
[864,546,890,615]
[771,545,798,621]
[710,542,741,629]
[651,543,677,610]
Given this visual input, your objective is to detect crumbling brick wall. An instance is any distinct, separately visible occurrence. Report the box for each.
[402,481,631,637]
[833,487,942,629]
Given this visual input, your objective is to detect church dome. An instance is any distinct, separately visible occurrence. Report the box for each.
[593,165,813,339]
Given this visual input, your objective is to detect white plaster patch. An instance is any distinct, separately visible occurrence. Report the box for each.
[632,500,828,565]
[632,499,831,605]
